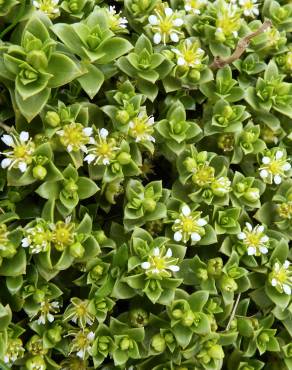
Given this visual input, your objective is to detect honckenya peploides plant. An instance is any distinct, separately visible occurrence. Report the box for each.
[0,0,291,369]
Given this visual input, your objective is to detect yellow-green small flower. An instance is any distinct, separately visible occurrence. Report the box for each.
[1,131,35,173]
[69,329,95,360]
[22,221,52,254]
[84,128,119,166]
[4,338,25,365]
[172,204,207,243]
[269,260,292,295]
[237,222,269,256]
[259,149,291,185]
[57,123,93,153]
[141,246,180,278]
[33,0,60,17]
[148,3,184,44]
[184,0,206,15]
[129,111,155,143]
[172,39,205,68]
[51,217,76,251]
[107,6,128,32]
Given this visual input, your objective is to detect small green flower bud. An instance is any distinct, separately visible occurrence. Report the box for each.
[26,355,46,370]
[151,333,166,352]
[220,275,238,292]
[27,50,48,70]
[243,187,260,202]
[222,105,234,119]
[90,264,104,281]
[236,182,247,193]
[47,326,62,343]
[218,133,234,152]
[175,65,189,78]
[119,337,132,351]
[173,121,183,135]
[184,157,197,172]
[93,230,107,244]
[116,110,130,124]
[45,111,60,127]
[197,268,208,281]
[32,165,47,180]
[259,332,270,343]
[117,152,131,165]
[64,179,78,194]
[164,332,174,344]
[181,310,194,327]
[33,289,46,303]
[207,257,223,276]
[189,69,201,82]
[208,344,225,360]
[143,198,156,212]
[69,242,85,258]
[171,309,183,319]
[111,162,121,173]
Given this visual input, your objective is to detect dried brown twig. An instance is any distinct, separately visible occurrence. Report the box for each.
[209,19,273,70]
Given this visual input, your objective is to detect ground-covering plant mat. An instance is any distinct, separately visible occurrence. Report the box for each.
[0,0,291,369]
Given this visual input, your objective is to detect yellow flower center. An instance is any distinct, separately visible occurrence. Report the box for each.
[98,143,110,155]
[14,145,27,158]
[76,303,87,317]
[160,20,173,33]
[181,217,196,233]
[278,203,292,219]
[245,233,261,247]
[192,164,215,186]
[268,160,282,174]
[152,256,166,270]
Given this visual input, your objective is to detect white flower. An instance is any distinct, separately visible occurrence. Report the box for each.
[184,0,206,14]
[1,131,35,173]
[239,0,259,17]
[34,300,60,325]
[269,260,292,295]
[237,222,269,256]
[22,221,52,254]
[33,0,59,17]
[108,6,128,31]
[172,204,207,244]
[84,128,119,166]
[148,5,184,45]
[56,122,93,153]
[129,111,155,143]
[171,38,205,68]
[141,246,180,277]
[70,329,95,360]
[259,149,291,185]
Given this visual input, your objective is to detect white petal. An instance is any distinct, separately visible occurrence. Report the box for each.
[170,33,179,42]
[260,169,268,178]
[197,218,207,226]
[237,232,246,240]
[148,117,155,124]
[76,350,84,358]
[100,128,108,139]
[22,238,30,247]
[56,130,64,136]
[103,158,110,165]
[274,262,280,271]
[67,145,73,152]
[283,260,290,269]
[148,15,158,25]
[173,231,182,242]
[262,156,271,164]
[271,278,277,287]
[259,246,268,254]
[87,331,95,341]
[18,162,27,172]
[173,18,184,27]
[260,235,269,243]
[1,158,12,168]
[153,33,162,44]
[177,57,186,66]
[38,316,45,325]
[253,8,259,15]
[184,4,191,11]
[169,265,180,272]
[282,163,291,171]
[275,150,284,159]
[274,175,282,185]
[47,313,54,322]
[20,131,29,142]
[153,247,160,256]
[283,284,291,295]
[84,154,96,164]
[257,225,264,233]
[191,232,201,241]
[245,222,252,231]
[181,204,191,216]
[164,7,173,16]
[33,0,39,6]
[1,135,13,146]
[141,261,151,269]
[165,248,172,258]
[4,355,9,363]
[247,246,256,255]
[83,127,93,136]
